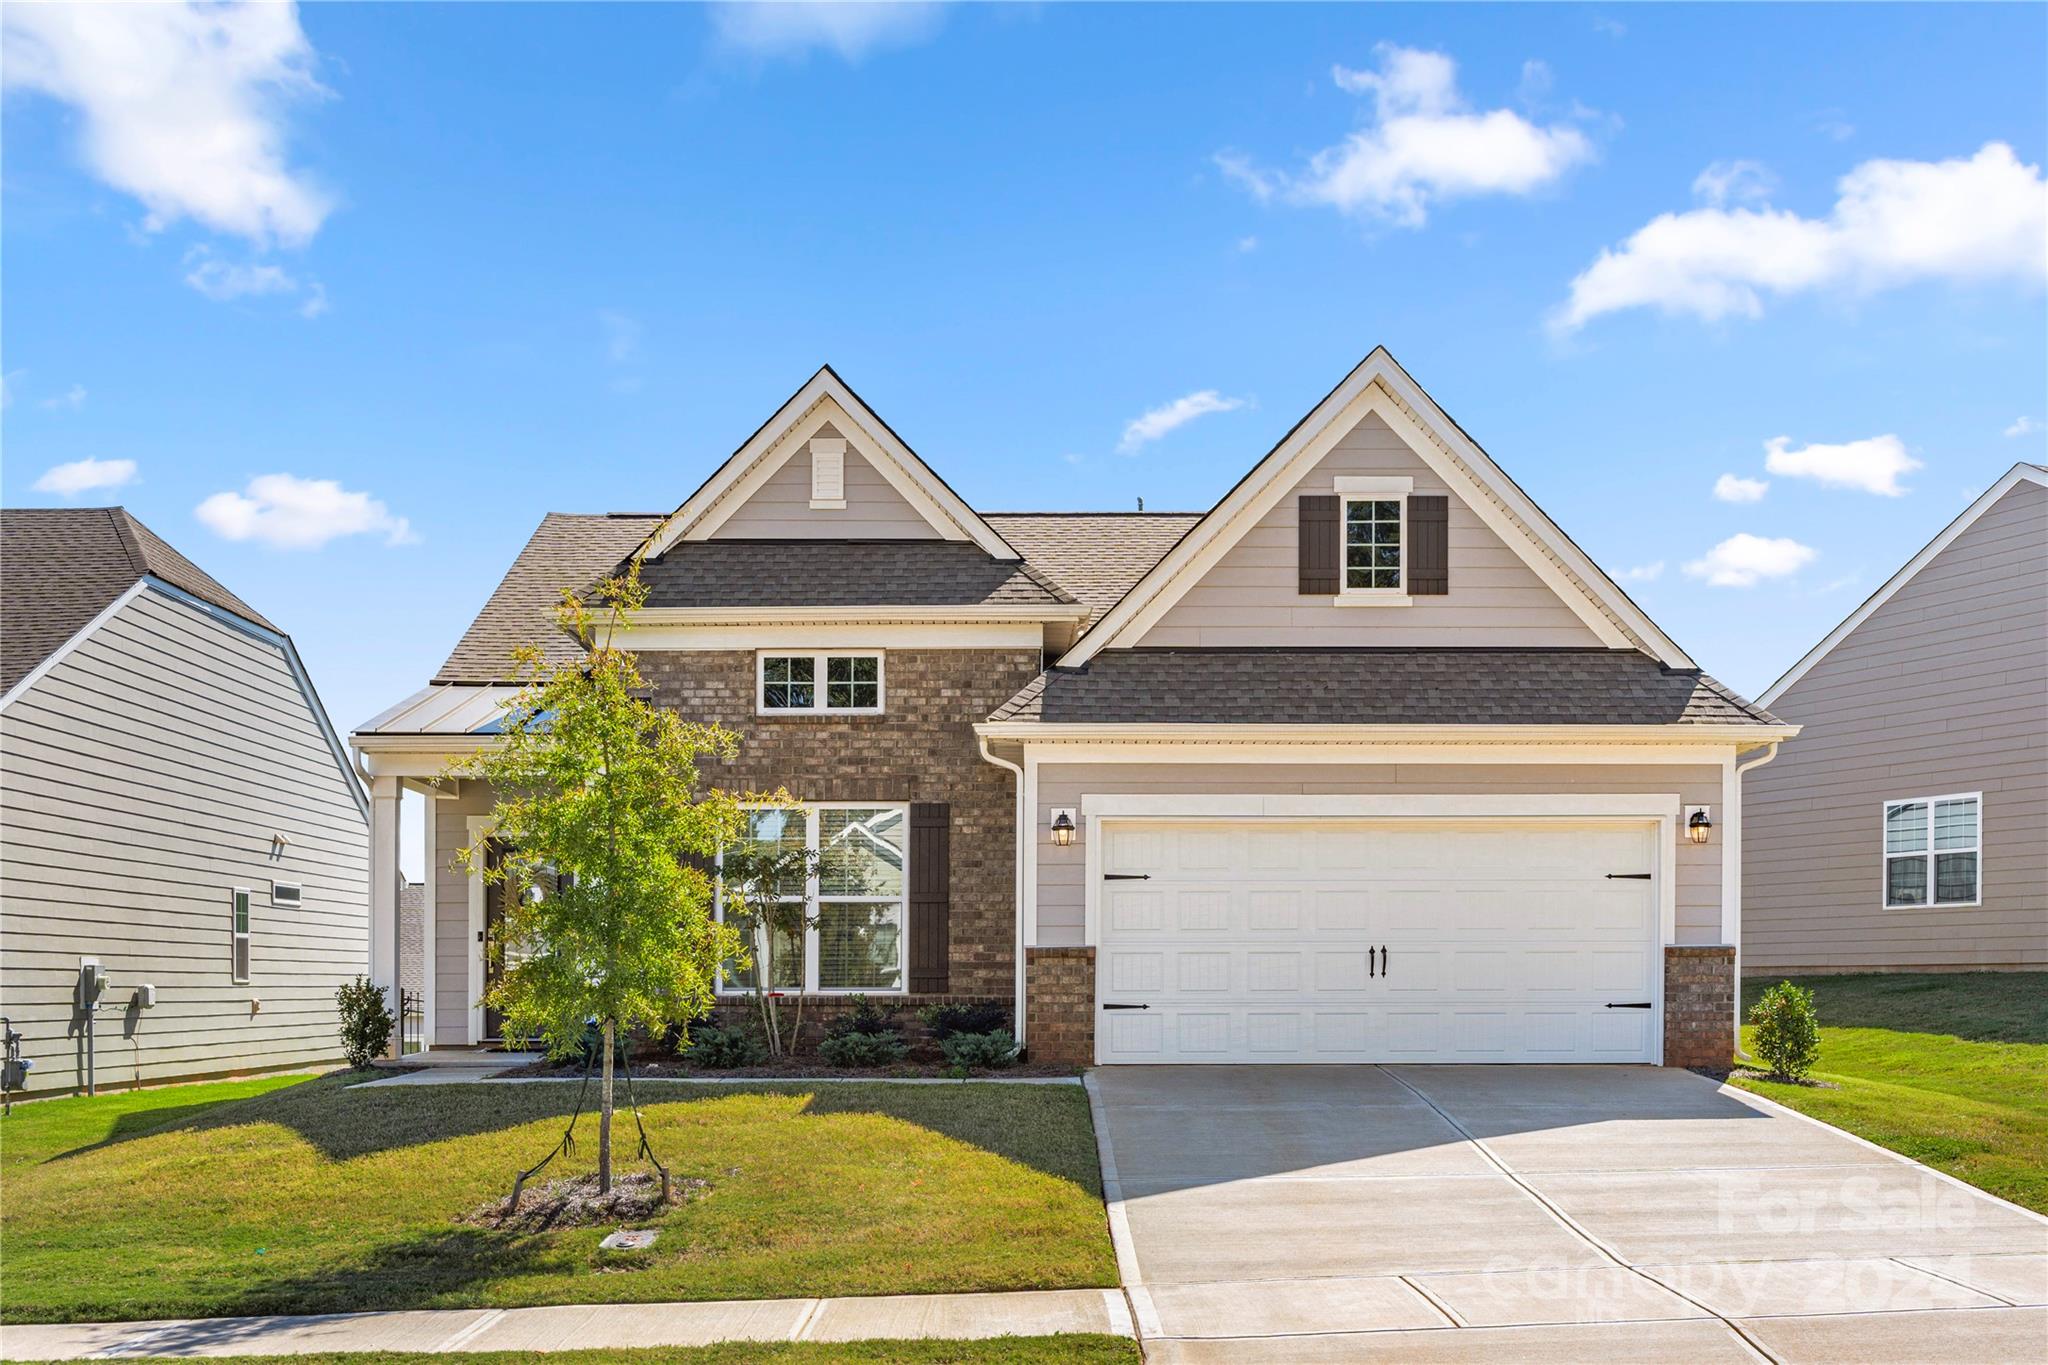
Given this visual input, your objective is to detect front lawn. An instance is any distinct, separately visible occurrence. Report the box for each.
[1733,971,2048,1213]
[0,1073,1115,1324]
[116,1343,1141,1365]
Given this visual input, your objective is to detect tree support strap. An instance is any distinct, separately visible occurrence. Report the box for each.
[504,1044,597,1215]
[622,1057,673,1205]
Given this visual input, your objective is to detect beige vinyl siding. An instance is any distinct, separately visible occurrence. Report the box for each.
[0,587,368,1093]
[1138,411,1603,648]
[431,779,496,1043]
[1032,761,1723,945]
[1745,478,2047,973]
[712,423,940,540]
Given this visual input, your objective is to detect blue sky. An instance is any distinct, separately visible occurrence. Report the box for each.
[7,0,2046,752]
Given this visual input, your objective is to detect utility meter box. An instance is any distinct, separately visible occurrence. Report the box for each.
[77,960,107,1010]
[135,984,157,1010]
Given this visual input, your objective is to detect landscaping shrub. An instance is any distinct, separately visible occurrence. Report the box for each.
[919,1000,1010,1040]
[941,1029,1017,1071]
[335,976,394,1070]
[819,994,908,1066]
[684,1021,767,1069]
[1750,980,1821,1080]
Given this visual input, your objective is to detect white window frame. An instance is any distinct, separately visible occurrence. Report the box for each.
[716,802,910,997]
[1881,791,1983,909]
[231,887,252,984]
[756,650,885,716]
[1334,475,1413,607]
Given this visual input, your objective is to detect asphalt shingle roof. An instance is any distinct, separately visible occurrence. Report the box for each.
[2,506,275,693]
[437,514,661,683]
[987,648,1783,727]
[984,512,1202,624]
[637,539,1075,610]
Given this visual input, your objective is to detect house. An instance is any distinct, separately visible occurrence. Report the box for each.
[0,508,370,1093]
[350,350,1794,1067]
[1743,463,2047,976]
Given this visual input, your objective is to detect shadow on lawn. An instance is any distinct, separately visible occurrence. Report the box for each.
[1742,972,2048,1045]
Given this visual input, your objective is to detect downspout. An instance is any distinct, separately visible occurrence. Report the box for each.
[1729,741,1782,1059]
[978,736,1029,1052]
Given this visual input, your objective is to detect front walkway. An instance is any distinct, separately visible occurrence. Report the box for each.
[1087,1064,2047,1363]
[0,1289,1132,1360]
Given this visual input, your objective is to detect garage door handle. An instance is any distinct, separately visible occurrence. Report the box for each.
[1102,1003,1150,1011]
[1605,1001,1653,1009]
[1379,945,1388,977]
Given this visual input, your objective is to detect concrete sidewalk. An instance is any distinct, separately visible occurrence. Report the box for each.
[0,1289,1134,1359]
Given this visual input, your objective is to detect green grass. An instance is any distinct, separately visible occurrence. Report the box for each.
[1733,972,2048,1213]
[111,1343,1141,1365]
[0,1073,1116,1324]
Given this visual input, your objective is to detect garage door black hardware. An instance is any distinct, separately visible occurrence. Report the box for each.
[1605,1001,1653,1009]
[1103,873,1151,881]
[1102,1003,1150,1011]
[1605,873,1653,880]
[1379,945,1388,977]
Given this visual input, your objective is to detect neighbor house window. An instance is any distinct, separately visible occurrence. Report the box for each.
[1883,793,1981,907]
[231,888,251,983]
[757,652,883,714]
[718,804,906,994]
[1343,497,1403,592]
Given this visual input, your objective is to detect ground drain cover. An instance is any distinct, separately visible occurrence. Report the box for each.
[600,1229,659,1251]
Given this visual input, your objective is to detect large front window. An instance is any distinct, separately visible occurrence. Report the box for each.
[1883,793,1981,907]
[720,804,907,993]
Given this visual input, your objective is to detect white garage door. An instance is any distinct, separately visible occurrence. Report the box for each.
[1094,820,1662,1064]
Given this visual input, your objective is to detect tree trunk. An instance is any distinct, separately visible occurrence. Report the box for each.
[598,1017,615,1194]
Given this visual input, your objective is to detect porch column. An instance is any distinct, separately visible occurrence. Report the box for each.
[368,775,402,1058]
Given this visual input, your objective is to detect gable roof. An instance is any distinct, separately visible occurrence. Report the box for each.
[1,506,275,693]
[1055,348,1694,669]
[1760,462,2048,708]
[639,365,1021,561]
[437,513,661,683]
[984,512,1204,623]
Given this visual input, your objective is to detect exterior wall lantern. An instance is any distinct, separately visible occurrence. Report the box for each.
[1049,808,1077,847]
[1686,807,1714,845]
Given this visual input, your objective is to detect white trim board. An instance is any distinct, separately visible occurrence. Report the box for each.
[1056,348,1693,669]
[1760,462,2047,708]
[466,814,492,1046]
[976,722,1798,747]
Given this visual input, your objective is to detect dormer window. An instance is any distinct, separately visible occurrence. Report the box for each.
[759,651,883,715]
[809,438,846,509]
[1334,476,1413,603]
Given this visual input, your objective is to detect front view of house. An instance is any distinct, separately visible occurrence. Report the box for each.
[351,350,1794,1068]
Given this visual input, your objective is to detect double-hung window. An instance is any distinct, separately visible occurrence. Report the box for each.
[1883,793,1982,907]
[231,888,252,983]
[1334,475,1412,601]
[758,652,883,715]
[718,804,907,994]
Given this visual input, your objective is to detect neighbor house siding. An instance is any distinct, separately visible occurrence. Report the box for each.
[430,778,496,1044]
[1137,411,1603,648]
[0,587,368,1093]
[1031,761,1724,945]
[1745,478,2048,974]
[711,423,939,540]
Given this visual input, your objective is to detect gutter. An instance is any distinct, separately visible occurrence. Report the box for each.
[973,721,1802,745]
[977,736,1030,1054]
[1729,740,1783,1062]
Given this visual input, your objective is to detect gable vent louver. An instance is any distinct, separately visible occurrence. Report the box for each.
[810,437,846,508]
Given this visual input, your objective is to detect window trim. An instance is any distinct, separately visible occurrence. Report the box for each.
[231,886,252,984]
[756,650,885,716]
[1881,791,1983,909]
[716,801,910,996]
[1337,490,1411,605]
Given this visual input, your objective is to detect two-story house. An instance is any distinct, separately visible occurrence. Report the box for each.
[350,350,1794,1068]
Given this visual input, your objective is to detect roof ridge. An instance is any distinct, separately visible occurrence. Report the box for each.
[106,507,151,580]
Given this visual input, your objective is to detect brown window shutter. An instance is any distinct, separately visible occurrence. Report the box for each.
[908,802,950,994]
[1408,494,1449,595]
[1298,495,1339,594]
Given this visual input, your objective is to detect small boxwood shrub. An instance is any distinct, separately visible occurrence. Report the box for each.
[940,1029,1017,1071]
[820,994,908,1067]
[1749,980,1820,1080]
[684,1021,766,1069]
[336,976,394,1070]
[919,1001,1010,1040]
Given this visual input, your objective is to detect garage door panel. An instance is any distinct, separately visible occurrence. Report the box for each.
[1313,889,1370,931]
[1176,890,1231,931]
[1247,891,1301,931]
[1107,887,1166,933]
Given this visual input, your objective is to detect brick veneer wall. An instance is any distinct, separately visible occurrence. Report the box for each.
[1025,946,1094,1065]
[639,646,1041,999]
[1664,944,1735,1068]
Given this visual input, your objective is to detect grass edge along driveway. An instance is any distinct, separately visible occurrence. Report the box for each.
[1,1072,1117,1324]
[1732,971,2048,1214]
[105,1345,1142,1365]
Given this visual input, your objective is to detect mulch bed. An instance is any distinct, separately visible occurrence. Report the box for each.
[1728,1066,1839,1089]
[493,1057,1080,1081]
[459,1171,713,1233]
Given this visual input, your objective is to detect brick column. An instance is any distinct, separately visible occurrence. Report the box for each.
[1664,944,1735,1068]
[1025,947,1095,1066]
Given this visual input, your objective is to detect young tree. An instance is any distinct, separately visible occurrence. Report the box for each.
[456,563,752,1193]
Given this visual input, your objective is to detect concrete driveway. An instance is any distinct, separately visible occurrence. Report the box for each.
[1088,1065,2046,1363]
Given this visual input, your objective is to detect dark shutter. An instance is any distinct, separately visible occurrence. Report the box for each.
[908,802,950,994]
[1298,494,1340,595]
[1408,494,1449,596]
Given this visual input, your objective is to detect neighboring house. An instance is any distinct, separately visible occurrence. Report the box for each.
[0,508,369,1093]
[1744,464,2047,976]
[351,351,1793,1067]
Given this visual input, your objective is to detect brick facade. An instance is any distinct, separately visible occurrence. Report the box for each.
[1663,943,1736,1068]
[640,646,1040,999]
[1024,946,1095,1065]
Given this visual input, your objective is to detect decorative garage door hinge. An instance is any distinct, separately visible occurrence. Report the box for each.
[1103,873,1151,880]
[1605,1001,1653,1009]
[1604,872,1653,880]
[1101,1003,1150,1010]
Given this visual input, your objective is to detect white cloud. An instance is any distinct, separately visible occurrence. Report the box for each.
[298,282,329,320]
[1683,534,1818,588]
[1691,159,1775,207]
[195,474,416,550]
[1764,434,1920,496]
[1555,143,2048,331]
[1619,560,1664,582]
[40,383,88,412]
[1118,390,1246,454]
[182,246,326,317]
[1217,43,1595,229]
[1,1,331,248]
[707,2,944,62]
[599,310,642,364]
[34,457,137,496]
[1713,473,1769,503]
[1815,111,1856,143]
[2005,416,2041,438]
[1236,235,1260,254]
